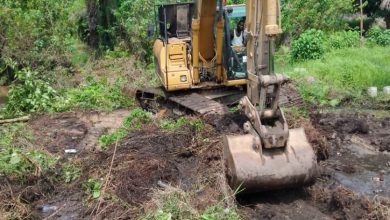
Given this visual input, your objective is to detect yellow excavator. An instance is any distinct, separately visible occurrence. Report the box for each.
[137,0,318,192]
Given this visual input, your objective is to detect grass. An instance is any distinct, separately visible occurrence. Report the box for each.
[0,123,58,178]
[159,117,204,131]
[99,108,152,148]
[61,76,134,111]
[276,46,390,107]
[282,107,310,128]
[62,161,82,183]
[142,185,240,220]
[100,111,205,149]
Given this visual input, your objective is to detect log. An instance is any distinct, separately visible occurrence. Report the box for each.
[0,115,30,124]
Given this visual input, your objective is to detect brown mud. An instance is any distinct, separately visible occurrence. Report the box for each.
[1,101,389,219]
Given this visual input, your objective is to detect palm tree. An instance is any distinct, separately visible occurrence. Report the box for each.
[381,0,390,10]
[381,0,390,28]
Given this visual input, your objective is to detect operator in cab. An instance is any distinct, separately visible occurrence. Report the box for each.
[231,19,247,57]
[231,19,245,48]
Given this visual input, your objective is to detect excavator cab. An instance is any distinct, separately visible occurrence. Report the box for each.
[222,4,247,80]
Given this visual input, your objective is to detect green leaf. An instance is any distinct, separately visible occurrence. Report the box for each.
[92,190,101,199]
[10,152,22,165]
[329,99,340,107]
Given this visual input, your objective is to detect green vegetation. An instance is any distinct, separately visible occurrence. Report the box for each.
[160,117,204,131]
[122,108,152,129]
[326,30,360,49]
[62,162,82,183]
[201,205,241,220]
[366,27,390,46]
[99,108,152,147]
[0,123,57,178]
[291,29,325,61]
[2,73,133,117]
[5,69,62,116]
[142,187,240,220]
[0,148,57,177]
[0,0,83,82]
[278,46,390,106]
[281,0,354,37]
[0,123,32,147]
[226,0,245,4]
[64,76,133,111]
[83,178,102,199]
[228,106,240,113]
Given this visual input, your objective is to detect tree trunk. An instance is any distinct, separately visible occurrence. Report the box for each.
[385,14,390,29]
[86,0,99,48]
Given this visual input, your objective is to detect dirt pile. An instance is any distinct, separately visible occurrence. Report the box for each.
[312,112,390,152]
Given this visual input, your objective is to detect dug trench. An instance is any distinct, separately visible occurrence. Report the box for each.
[1,99,389,219]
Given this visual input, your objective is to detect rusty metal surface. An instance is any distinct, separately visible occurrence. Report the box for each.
[224,128,318,193]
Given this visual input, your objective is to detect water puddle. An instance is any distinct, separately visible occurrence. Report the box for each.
[334,170,389,197]
[332,143,390,198]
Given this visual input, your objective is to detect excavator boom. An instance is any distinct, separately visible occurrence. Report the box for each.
[224,0,318,192]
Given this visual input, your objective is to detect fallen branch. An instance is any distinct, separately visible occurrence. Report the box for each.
[0,115,30,124]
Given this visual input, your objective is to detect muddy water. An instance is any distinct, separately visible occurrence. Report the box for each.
[331,143,390,198]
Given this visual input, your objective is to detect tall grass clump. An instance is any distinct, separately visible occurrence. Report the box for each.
[282,46,390,106]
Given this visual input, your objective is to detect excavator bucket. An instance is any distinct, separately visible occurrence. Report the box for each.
[224,128,318,193]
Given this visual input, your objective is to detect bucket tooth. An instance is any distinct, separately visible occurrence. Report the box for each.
[224,128,318,193]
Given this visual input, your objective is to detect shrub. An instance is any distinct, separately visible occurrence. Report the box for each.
[281,0,354,37]
[366,27,390,46]
[0,148,57,177]
[291,29,325,61]
[0,0,81,82]
[6,69,60,116]
[326,30,360,49]
[64,76,133,111]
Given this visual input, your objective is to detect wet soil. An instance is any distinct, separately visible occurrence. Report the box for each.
[237,110,390,220]
[1,106,389,219]
[1,110,227,219]
[29,110,130,153]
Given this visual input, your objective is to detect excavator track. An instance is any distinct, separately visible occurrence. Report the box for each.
[136,87,244,116]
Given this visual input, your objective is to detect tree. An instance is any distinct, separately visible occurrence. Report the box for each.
[363,0,390,28]
[382,0,390,10]
[382,0,390,28]
[86,0,99,48]
[281,0,354,38]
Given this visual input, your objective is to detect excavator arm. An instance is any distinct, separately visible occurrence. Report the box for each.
[224,0,318,192]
